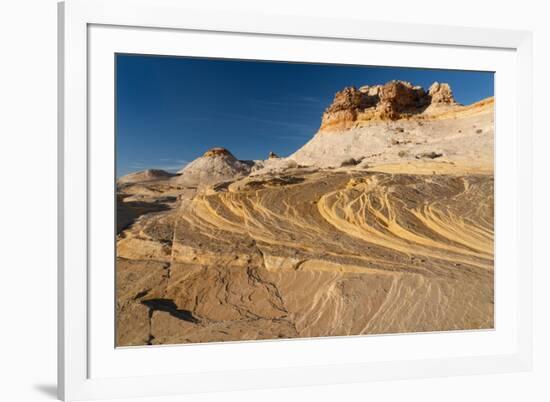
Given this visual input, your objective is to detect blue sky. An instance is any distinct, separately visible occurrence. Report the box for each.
[116,54,494,176]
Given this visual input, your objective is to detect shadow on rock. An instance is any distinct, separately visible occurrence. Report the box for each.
[141,298,200,324]
[116,194,172,234]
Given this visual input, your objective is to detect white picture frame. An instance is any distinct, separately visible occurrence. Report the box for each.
[58,0,533,400]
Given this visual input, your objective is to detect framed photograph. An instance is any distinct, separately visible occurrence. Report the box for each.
[58,0,533,400]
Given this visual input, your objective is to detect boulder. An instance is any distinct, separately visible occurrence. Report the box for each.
[428,82,456,104]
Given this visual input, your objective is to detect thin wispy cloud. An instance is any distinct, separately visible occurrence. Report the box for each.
[155,158,189,172]
[175,116,211,123]
[295,95,326,105]
[159,158,188,163]
[251,95,326,110]
[254,131,312,142]
[127,158,188,173]
[155,164,187,172]
[218,112,315,131]
[253,100,288,107]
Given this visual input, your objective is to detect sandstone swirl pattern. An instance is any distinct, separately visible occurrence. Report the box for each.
[116,80,494,346]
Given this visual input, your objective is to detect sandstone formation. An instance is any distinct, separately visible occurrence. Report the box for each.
[116,80,495,346]
[175,147,252,187]
[117,169,176,185]
[319,80,458,132]
[428,82,456,104]
[202,147,235,158]
[292,82,493,169]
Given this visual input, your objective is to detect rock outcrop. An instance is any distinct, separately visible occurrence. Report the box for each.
[117,169,176,185]
[175,147,251,187]
[292,93,493,169]
[202,147,234,158]
[319,80,458,132]
[428,82,456,104]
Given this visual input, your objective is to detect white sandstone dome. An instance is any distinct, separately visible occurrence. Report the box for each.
[175,147,252,187]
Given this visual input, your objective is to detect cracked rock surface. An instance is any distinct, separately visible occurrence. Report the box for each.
[116,81,494,346]
[116,169,493,346]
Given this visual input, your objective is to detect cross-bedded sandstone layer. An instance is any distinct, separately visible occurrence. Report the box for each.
[117,169,493,346]
[116,80,494,346]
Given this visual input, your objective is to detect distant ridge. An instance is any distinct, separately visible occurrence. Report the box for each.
[119,81,494,184]
[117,169,176,184]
